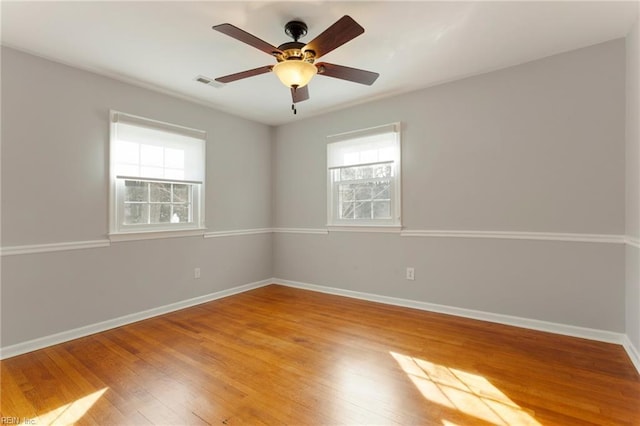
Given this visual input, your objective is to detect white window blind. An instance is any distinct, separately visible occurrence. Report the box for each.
[327,125,400,170]
[112,111,205,182]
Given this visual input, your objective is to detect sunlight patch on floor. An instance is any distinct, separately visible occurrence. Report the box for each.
[390,352,540,426]
[37,387,107,425]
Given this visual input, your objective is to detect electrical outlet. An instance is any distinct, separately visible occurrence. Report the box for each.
[406,267,415,281]
[194,267,201,279]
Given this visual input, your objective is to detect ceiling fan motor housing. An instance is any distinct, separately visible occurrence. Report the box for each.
[277,21,316,64]
[276,41,315,63]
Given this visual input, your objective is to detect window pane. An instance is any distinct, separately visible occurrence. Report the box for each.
[173,205,190,223]
[150,182,171,202]
[173,184,190,203]
[356,165,374,180]
[374,164,392,178]
[341,202,355,219]
[340,167,356,181]
[125,180,148,202]
[150,204,172,223]
[373,201,391,219]
[355,185,372,201]
[354,202,372,219]
[338,164,392,182]
[339,184,355,201]
[124,203,148,224]
[372,182,390,200]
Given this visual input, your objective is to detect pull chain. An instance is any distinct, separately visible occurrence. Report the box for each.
[292,85,298,115]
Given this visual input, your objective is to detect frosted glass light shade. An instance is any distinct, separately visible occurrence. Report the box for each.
[272,60,317,88]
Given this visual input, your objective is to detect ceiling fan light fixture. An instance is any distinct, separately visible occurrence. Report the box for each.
[272,60,317,89]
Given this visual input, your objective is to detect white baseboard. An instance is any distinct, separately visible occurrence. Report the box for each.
[274,278,640,373]
[0,279,272,360]
[622,335,640,374]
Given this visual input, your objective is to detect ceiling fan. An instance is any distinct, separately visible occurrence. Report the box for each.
[212,15,379,113]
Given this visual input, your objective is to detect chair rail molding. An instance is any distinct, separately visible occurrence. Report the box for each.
[0,240,111,256]
[1,229,631,256]
[204,228,273,238]
[399,229,626,244]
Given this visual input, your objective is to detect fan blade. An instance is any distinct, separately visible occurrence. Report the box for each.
[215,65,273,83]
[303,15,364,60]
[291,85,310,103]
[213,23,282,56]
[316,62,379,85]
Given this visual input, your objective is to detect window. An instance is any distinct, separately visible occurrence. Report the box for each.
[110,111,206,235]
[327,123,401,227]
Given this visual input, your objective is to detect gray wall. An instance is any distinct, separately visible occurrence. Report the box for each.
[273,39,627,331]
[626,19,640,352]
[1,47,273,347]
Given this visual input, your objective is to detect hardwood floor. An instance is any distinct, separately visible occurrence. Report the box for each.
[1,284,639,425]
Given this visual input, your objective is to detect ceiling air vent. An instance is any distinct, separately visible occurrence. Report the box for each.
[194,75,224,88]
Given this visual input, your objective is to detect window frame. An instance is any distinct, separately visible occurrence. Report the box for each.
[109,111,206,238]
[326,123,402,228]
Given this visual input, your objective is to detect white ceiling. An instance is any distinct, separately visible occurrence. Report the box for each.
[2,1,638,125]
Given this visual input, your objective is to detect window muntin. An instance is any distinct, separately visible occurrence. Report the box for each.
[110,111,206,234]
[327,123,401,226]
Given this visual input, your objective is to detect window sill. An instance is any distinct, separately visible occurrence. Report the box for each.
[109,227,207,242]
[327,225,402,233]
